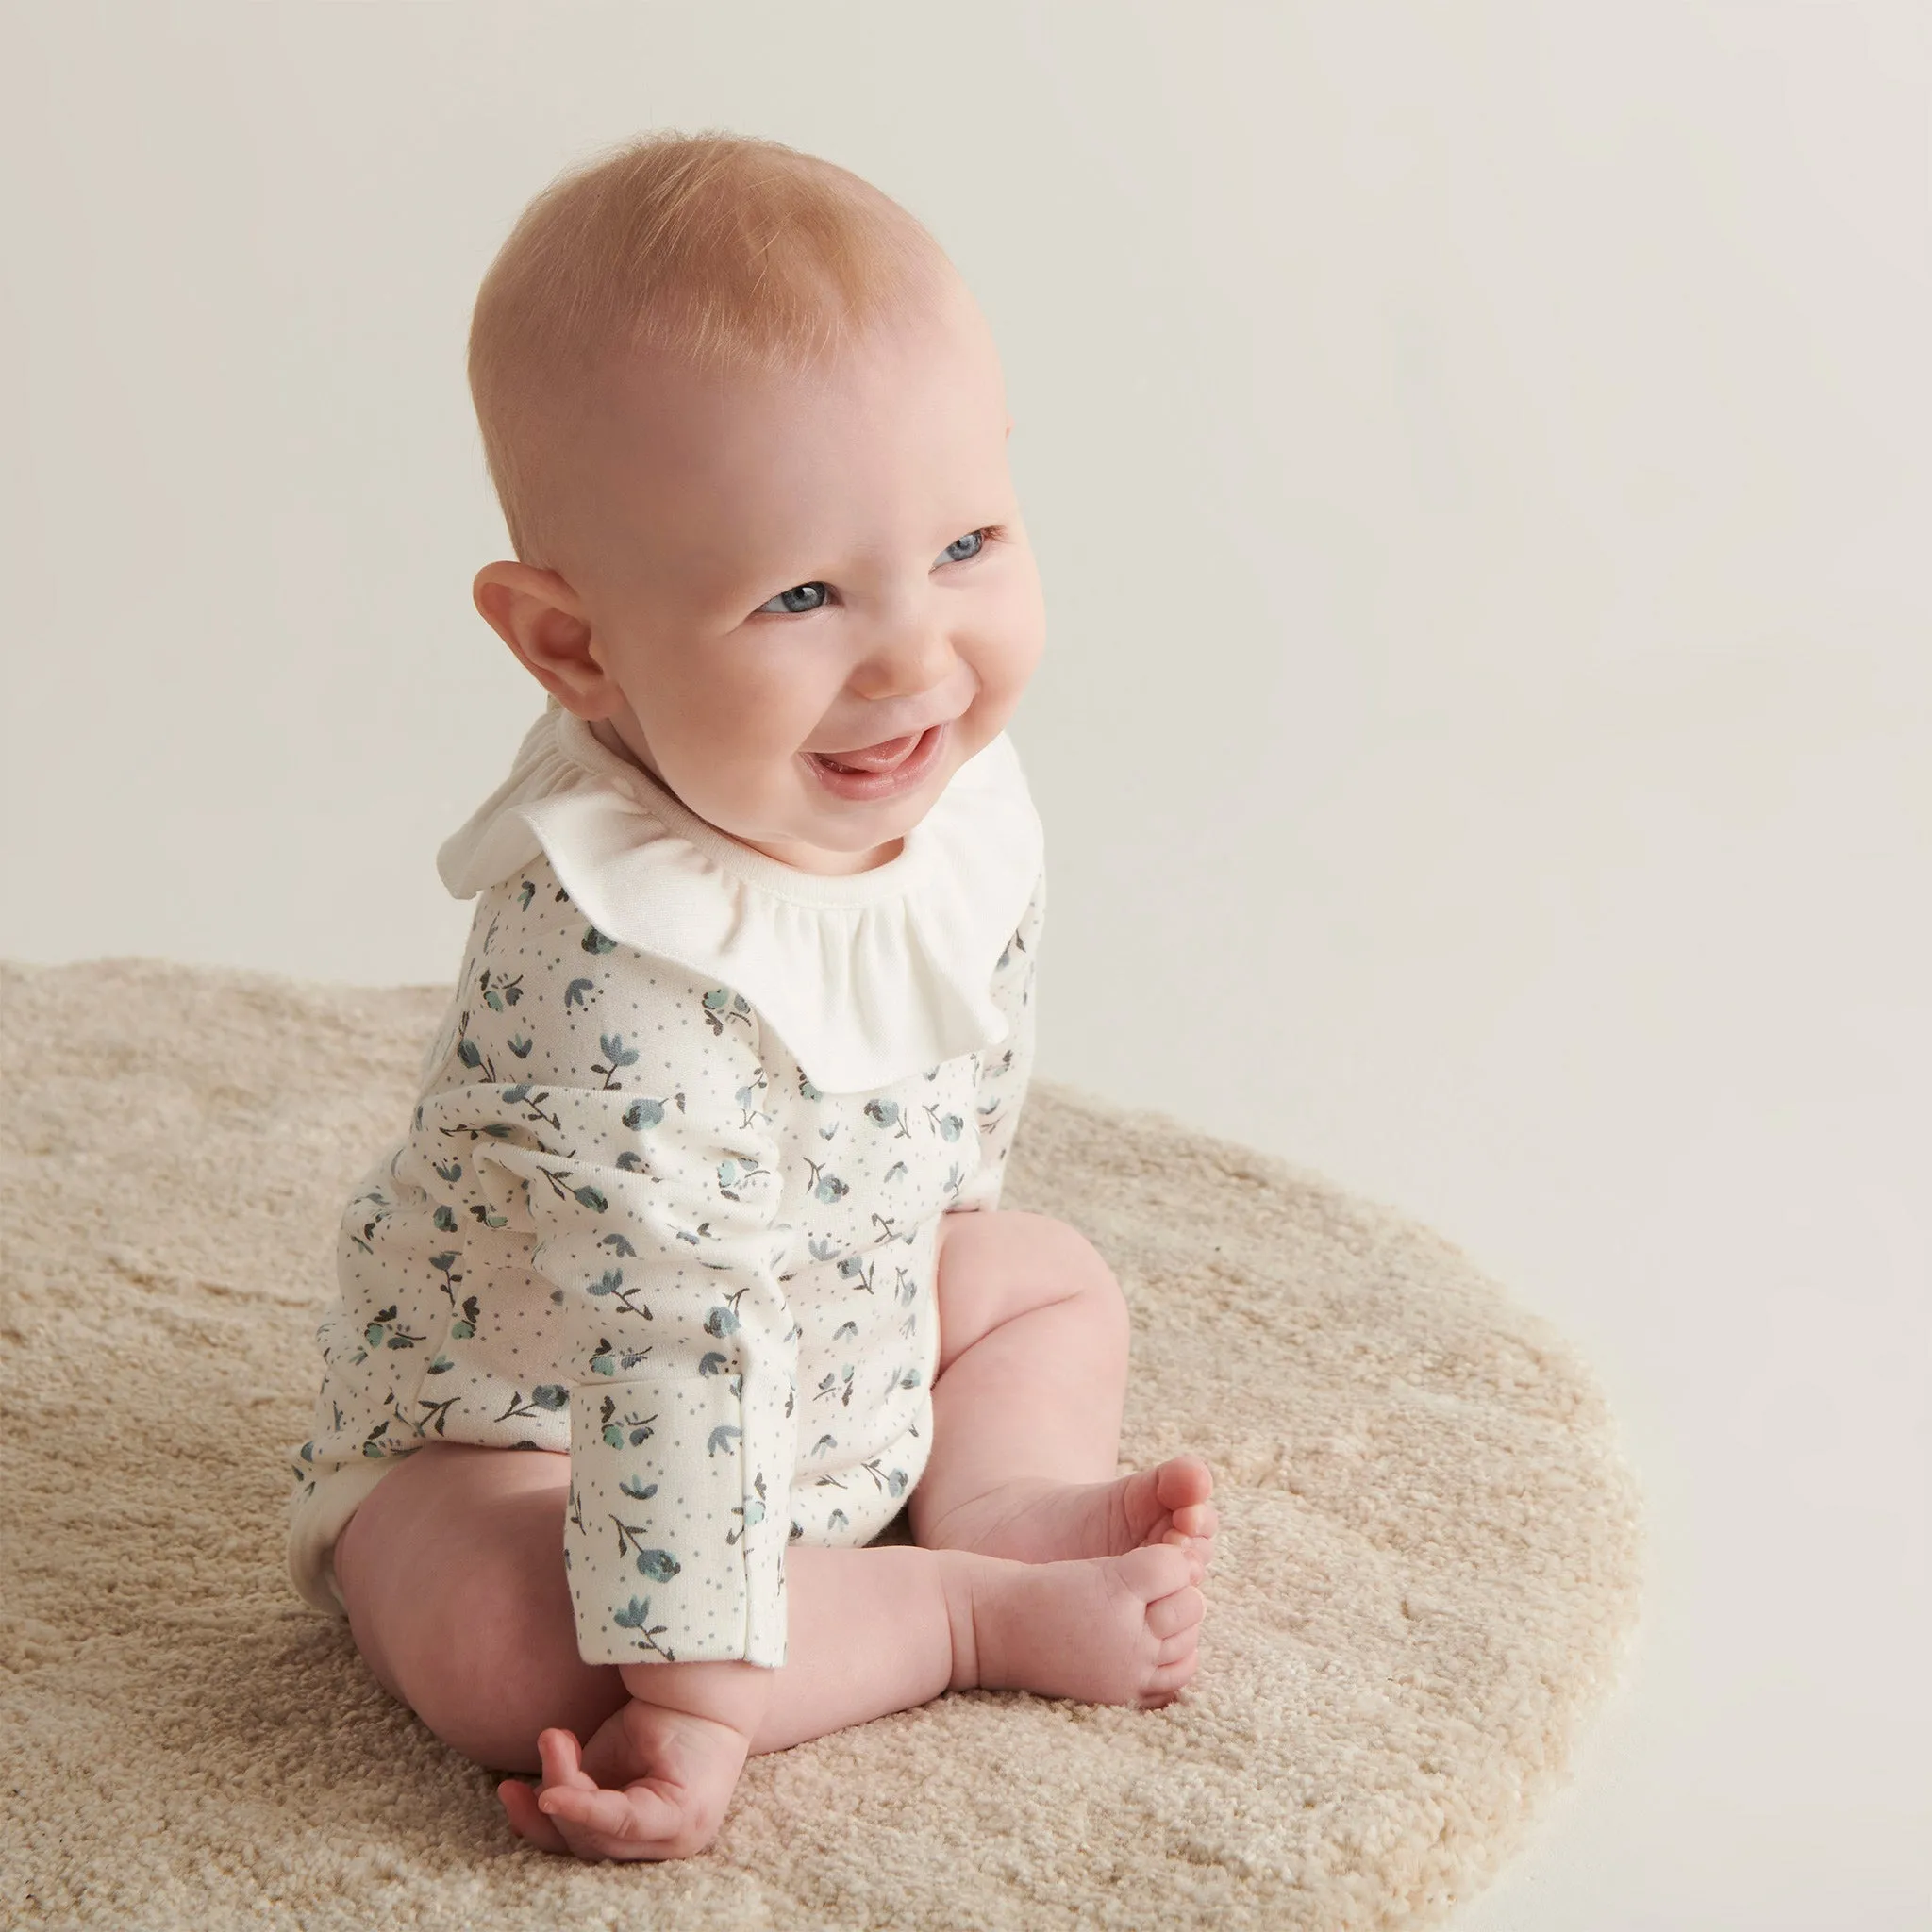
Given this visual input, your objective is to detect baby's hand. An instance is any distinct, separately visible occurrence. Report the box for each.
[497,1697,753,1862]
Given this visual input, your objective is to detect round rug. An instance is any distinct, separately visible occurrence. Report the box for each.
[0,958,1641,1930]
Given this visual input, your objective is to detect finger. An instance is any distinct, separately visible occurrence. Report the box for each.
[533,1728,678,1863]
[541,1802,666,1863]
[498,1777,573,1856]
[538,1727,597,1792]
[540,1777,684,1847]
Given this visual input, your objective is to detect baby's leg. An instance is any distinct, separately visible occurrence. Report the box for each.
[908,1209,1219,1566]
[526,1540,1207,1855]
[333,1441,1203,1854]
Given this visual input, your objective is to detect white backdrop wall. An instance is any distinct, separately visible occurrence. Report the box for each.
[3,6,1926,1926]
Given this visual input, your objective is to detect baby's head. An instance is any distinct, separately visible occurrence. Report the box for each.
[467,132,1045,876]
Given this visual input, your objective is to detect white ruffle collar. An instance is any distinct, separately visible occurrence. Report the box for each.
[437,701,1044,1095]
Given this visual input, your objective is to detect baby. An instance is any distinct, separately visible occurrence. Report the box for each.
[285,130,1217,1863]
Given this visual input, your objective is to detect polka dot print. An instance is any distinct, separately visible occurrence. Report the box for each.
[286,852,1041,1666]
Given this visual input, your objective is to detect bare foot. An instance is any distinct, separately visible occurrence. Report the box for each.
[919,1454,1219,1571]
[941,1541,1206,1708]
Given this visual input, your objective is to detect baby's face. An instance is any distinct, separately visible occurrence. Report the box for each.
[490,284,1044,875]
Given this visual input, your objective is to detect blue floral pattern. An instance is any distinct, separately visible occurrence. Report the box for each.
[287,853,1041,1666]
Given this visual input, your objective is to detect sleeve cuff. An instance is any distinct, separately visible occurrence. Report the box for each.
[563,1368,791,1667]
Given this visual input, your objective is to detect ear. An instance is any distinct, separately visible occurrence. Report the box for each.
[472,562,622,719]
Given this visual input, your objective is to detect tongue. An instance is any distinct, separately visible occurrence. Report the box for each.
[819,731,921,773]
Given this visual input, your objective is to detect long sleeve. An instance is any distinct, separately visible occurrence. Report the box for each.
[395,888,800,1668]
[296,722,1053,1642]
[950,865,1045,1216]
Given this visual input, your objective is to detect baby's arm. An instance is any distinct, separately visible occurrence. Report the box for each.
[411,874,805,1662]
[416,908,799,1674]
[951,866,1044,1215]
[427,941,794,1855]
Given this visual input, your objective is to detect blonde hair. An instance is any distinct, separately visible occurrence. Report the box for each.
[468,130,953,566]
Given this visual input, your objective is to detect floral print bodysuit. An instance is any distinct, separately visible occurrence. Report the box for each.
[286,704,1045,1669]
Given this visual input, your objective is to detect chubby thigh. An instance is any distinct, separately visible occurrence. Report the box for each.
[327,1430,931,1771]
[928,1206,1120,1373]
[328,1208,1100,1767]
[331,1441,631,1773]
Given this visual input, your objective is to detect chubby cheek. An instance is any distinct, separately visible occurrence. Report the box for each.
[965,573,1046,727]
[687,660,827,784]
[658,708,816,836]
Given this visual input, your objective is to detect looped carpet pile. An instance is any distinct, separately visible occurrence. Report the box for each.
[0,958,1641,1929]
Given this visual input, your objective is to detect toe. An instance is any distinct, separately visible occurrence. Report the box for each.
[1171,1499,1219,1540]
[1146,1584,1205,1640]
[1154,1627,1198,1666]
[1155,1456,1215,1512]
[1141,1654,1199,1703]
[1115,1542,1195,1603]
[1113,1465,1175,1550]
[1158,1529,1208,1582]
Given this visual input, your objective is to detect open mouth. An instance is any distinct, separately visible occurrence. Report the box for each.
[806,722,948,799]
[810,732,924,775]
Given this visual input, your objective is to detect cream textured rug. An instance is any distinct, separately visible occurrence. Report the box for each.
[0,958,1641,1931]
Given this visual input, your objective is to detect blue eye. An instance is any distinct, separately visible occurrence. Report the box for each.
[758,582,828,614]
[757,534,987,615]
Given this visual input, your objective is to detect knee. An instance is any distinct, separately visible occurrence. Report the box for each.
[1017,1213,1131,1357]
[1079,1236,1132,1367]
[403,1590,538,1765]
[407,1584,625,1775]
[341,1460,625,1774]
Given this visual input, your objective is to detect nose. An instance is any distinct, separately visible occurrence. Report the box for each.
[848,612,958,705]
